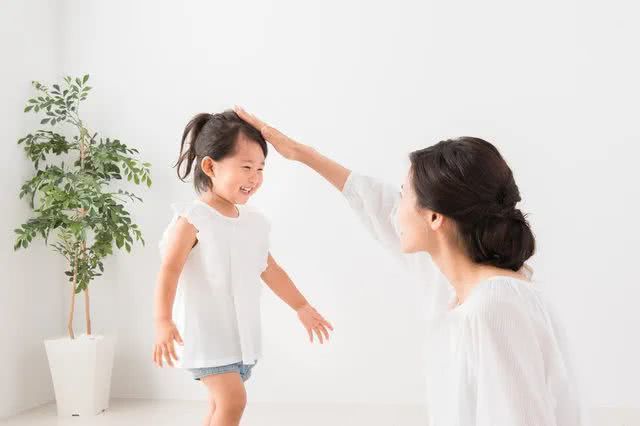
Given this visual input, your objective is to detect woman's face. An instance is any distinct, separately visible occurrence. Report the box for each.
[396,169,441,254]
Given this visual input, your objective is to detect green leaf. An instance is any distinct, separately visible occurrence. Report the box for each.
[41,118,50,125]
[24,106,33,112]
[82,75,89,84]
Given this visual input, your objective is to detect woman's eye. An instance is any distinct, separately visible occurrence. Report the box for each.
[243,166,251,170]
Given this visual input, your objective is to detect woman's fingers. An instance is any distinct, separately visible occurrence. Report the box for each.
[313,327,324,344]
[234,106,281,144]
[234,106,266,132]
[307,327,314,343]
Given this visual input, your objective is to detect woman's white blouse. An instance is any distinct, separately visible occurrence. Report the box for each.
[159,199,270,368]
[342,172,584,426]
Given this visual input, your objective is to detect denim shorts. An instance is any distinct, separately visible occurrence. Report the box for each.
[187,361,256,382]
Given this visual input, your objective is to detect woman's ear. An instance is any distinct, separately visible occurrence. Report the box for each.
[200,156,215,178]
[426,210,444,231]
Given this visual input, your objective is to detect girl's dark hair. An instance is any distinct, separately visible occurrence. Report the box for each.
[175,110,268,193]
[409,137,535,271]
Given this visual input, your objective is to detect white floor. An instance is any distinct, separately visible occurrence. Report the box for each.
[3,399,639,425]
[3,399,428,426]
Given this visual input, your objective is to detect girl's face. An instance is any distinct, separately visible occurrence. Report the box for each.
[202,134,265,204]
[396,169,443,254]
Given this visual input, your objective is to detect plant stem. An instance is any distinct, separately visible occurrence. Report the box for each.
[68,249,78,340]
[82,240,92,335]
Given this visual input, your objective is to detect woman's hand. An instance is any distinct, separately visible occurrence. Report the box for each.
[296,304,334,344]
[153,319,183,367]
[234,105,302,161]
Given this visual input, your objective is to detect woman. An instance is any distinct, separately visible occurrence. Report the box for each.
[234,107,583,425]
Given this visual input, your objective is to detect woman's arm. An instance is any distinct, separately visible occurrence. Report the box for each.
[236,106,408,250]
[235,106,350,191]
[261,253,334,343]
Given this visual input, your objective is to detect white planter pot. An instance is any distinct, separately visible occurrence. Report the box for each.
[44,334,115,416]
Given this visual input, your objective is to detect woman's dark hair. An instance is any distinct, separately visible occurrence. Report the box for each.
[409,137,535,271]
[175,110,268,193]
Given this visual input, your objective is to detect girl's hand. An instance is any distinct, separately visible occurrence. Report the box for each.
[234,106,302,161]
[153,319,184,367]
[296,304,334,344]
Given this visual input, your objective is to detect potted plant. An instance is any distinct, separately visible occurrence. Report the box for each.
[13,75,152,416]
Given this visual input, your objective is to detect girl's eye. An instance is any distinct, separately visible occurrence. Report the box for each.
[258,169,264,172]
[243,166,251,170]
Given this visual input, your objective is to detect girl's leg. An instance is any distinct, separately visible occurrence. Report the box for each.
[202,397,216,426]
[201,372,247,426]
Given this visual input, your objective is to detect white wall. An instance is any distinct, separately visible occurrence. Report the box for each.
[0,0,66,419]
[37,0,640,409]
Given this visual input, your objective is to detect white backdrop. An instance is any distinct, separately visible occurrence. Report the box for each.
[1,1,65,419]
[4,0,639,416]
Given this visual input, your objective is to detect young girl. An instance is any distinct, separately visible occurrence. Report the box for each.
[153,111,333,426]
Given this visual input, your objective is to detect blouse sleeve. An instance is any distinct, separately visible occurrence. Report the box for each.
[158,202,208,256]
[341,172,404,255]
[341,172,452,316]
[171,202,209,232]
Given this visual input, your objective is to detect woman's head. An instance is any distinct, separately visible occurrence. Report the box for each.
[396,137,535,271]
[176,110,268,204]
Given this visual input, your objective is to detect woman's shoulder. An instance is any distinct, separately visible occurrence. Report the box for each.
[461,275,542,324]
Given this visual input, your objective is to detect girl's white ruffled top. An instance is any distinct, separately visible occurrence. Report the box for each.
[159,199,270,368]
[342,172,585,426]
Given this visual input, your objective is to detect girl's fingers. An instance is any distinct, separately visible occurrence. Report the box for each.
[307,327,314,343]
[313,314,334,331]
[324,320,334,331]
[313,327,324,344]
[168,342,179,362]
[173,331,184,346]
[318,324,330,340]
[156,346,163,367]
[162,343,174,367]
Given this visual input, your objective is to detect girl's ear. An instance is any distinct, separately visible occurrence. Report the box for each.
[200,156,215,178]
